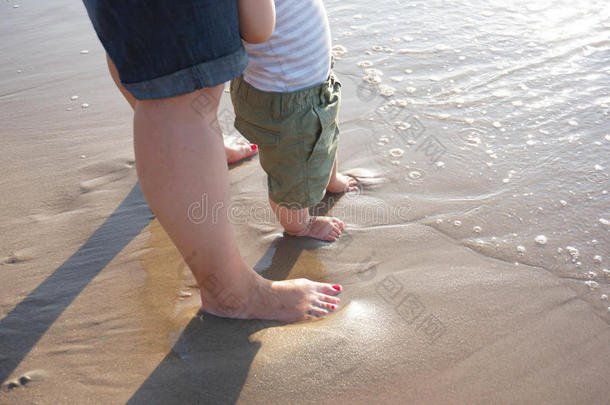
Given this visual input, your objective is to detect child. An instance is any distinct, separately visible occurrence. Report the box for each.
[233,0,358,242]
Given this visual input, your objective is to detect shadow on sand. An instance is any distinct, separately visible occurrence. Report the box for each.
[0,183,152,384]
[126,194,342,404]
[0,180,342,403]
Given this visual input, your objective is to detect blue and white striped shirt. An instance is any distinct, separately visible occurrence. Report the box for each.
[242,0,332,92]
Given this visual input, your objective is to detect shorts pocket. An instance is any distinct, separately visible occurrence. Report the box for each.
[307,99,339,165]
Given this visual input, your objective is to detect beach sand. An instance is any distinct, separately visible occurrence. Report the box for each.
[1,0,609,404]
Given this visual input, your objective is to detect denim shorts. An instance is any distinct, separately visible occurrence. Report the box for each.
[82,0,248,100]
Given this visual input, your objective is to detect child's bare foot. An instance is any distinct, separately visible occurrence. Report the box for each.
[202,273,343,323]
[326,172,358,193]
[286,216,344,241]
[226,140,258,164]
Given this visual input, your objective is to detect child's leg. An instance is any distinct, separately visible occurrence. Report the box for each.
[237,0,276,44]
[326,154,359,193]
[270,199,344,242]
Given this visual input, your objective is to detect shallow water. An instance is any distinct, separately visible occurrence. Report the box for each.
[325,0,610,314]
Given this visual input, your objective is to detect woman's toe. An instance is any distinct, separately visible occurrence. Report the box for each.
[318,283,342,295]
[308,306,329,317]
[318,294,341,304]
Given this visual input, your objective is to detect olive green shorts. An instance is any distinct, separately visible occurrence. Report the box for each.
[230,73,341,208]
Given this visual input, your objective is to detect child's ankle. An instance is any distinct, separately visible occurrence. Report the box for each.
[283,216,315,236]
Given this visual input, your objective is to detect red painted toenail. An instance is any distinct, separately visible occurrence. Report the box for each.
[250,144,258,151]
[332,284,341,291]
[331,305,336,310]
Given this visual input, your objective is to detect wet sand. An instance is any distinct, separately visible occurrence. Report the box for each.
[1,0,609,404]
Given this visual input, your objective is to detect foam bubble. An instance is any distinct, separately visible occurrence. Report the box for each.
[535,235,548,245]
[395,121,411,130]
[80,50,89,54]
[81,103,89,109]
[379,85,396,97]
[568,120,578,127]
[390,148,404,158]
[566,246,579,260]
[593,255,603,264]
[599,218,610,226]
[473,226,482,233]
[454,220,462,227]
[594,164,604,171]
[358,61,373,68]
[492,121,502,128]
[365,68,383,77]
[70,95,79,100]
[458,55,466,61]
[511,100,523,107]
[585,280,599,290]
[372,45,383,51]
[408,170,422,179]
[391,76,403,82]
[332,45,347,58]
[363,74,382,85]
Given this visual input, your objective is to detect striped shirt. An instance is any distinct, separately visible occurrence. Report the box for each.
[242,0,332,92]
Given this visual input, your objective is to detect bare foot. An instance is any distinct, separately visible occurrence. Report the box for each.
[226,140,258,164]
[326,172,358,193]
[257,279,342,322]
[202,273,343,323]
[286,216,344,242]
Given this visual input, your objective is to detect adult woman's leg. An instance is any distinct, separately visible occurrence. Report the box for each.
[106,54,257,164]
[133,86,342,322]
